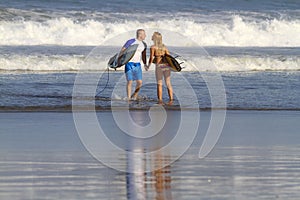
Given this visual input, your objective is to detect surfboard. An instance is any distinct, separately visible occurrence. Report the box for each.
[108,44,138,69]
[164,54,182,72]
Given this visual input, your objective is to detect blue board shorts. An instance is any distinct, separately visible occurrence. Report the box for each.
[125,62,142,81]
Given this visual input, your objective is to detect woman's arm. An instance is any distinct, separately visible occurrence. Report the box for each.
[147,46,155,70]
[165,46,170,55]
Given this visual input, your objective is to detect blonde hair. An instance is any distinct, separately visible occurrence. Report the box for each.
[152,32,165,53]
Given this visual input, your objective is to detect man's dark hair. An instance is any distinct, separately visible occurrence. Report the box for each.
[136,29,145,38]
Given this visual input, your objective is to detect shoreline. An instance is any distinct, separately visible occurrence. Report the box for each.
[0,69,300,74]
[0,106,300,112]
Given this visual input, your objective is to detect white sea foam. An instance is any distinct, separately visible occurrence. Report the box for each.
[0,55,85,71]
[1,54,299,72]
[1,15,300,47]
[192,56,300,71]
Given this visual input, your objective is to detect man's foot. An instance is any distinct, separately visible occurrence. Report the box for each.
[130,95,138,101]
[124,97,131,103]
[130,93,138,100]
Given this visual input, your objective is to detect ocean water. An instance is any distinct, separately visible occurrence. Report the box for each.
[0,0,299,72]
[0,71,300,110]
[0,0,300,110]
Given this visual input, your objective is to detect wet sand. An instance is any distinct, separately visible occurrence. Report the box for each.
[0,110,300,199]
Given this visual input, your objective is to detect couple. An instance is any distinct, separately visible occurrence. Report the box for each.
[120,29,173,105]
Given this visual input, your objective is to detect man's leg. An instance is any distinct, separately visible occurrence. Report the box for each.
[131,64,143,99]
[127,80,132,99]
[131,80,142,99]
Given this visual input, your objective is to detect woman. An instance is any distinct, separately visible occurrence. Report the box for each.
[146,32,173,105]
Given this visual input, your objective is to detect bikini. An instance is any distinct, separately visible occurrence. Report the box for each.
[154,53,170,71]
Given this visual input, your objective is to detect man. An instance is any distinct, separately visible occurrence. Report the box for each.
[119,29,147,100]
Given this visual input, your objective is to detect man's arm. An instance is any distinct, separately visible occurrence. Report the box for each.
[117,39,135,65]
[119,47,126,55]
[117,47,126,65]
[142,49,147,65]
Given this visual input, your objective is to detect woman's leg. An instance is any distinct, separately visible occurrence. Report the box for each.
[163,70,173,104]
[155,66,163,103]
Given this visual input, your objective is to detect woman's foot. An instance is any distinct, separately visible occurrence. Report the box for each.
[157,99,164,105]
[167,100,173,105]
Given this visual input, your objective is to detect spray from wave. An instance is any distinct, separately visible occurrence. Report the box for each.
[1,15,300,47]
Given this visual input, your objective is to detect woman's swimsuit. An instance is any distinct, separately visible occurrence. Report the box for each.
[154,54,170,71]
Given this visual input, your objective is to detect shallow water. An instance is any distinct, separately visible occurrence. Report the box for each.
[1,71,299,110]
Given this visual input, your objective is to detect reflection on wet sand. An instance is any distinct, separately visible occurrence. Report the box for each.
[123,109,187,199]
[126,148,146,200]
[152,152,172,200]
[126,145,172,200]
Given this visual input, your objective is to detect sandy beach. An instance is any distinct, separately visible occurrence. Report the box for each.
[1,110,299,199]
